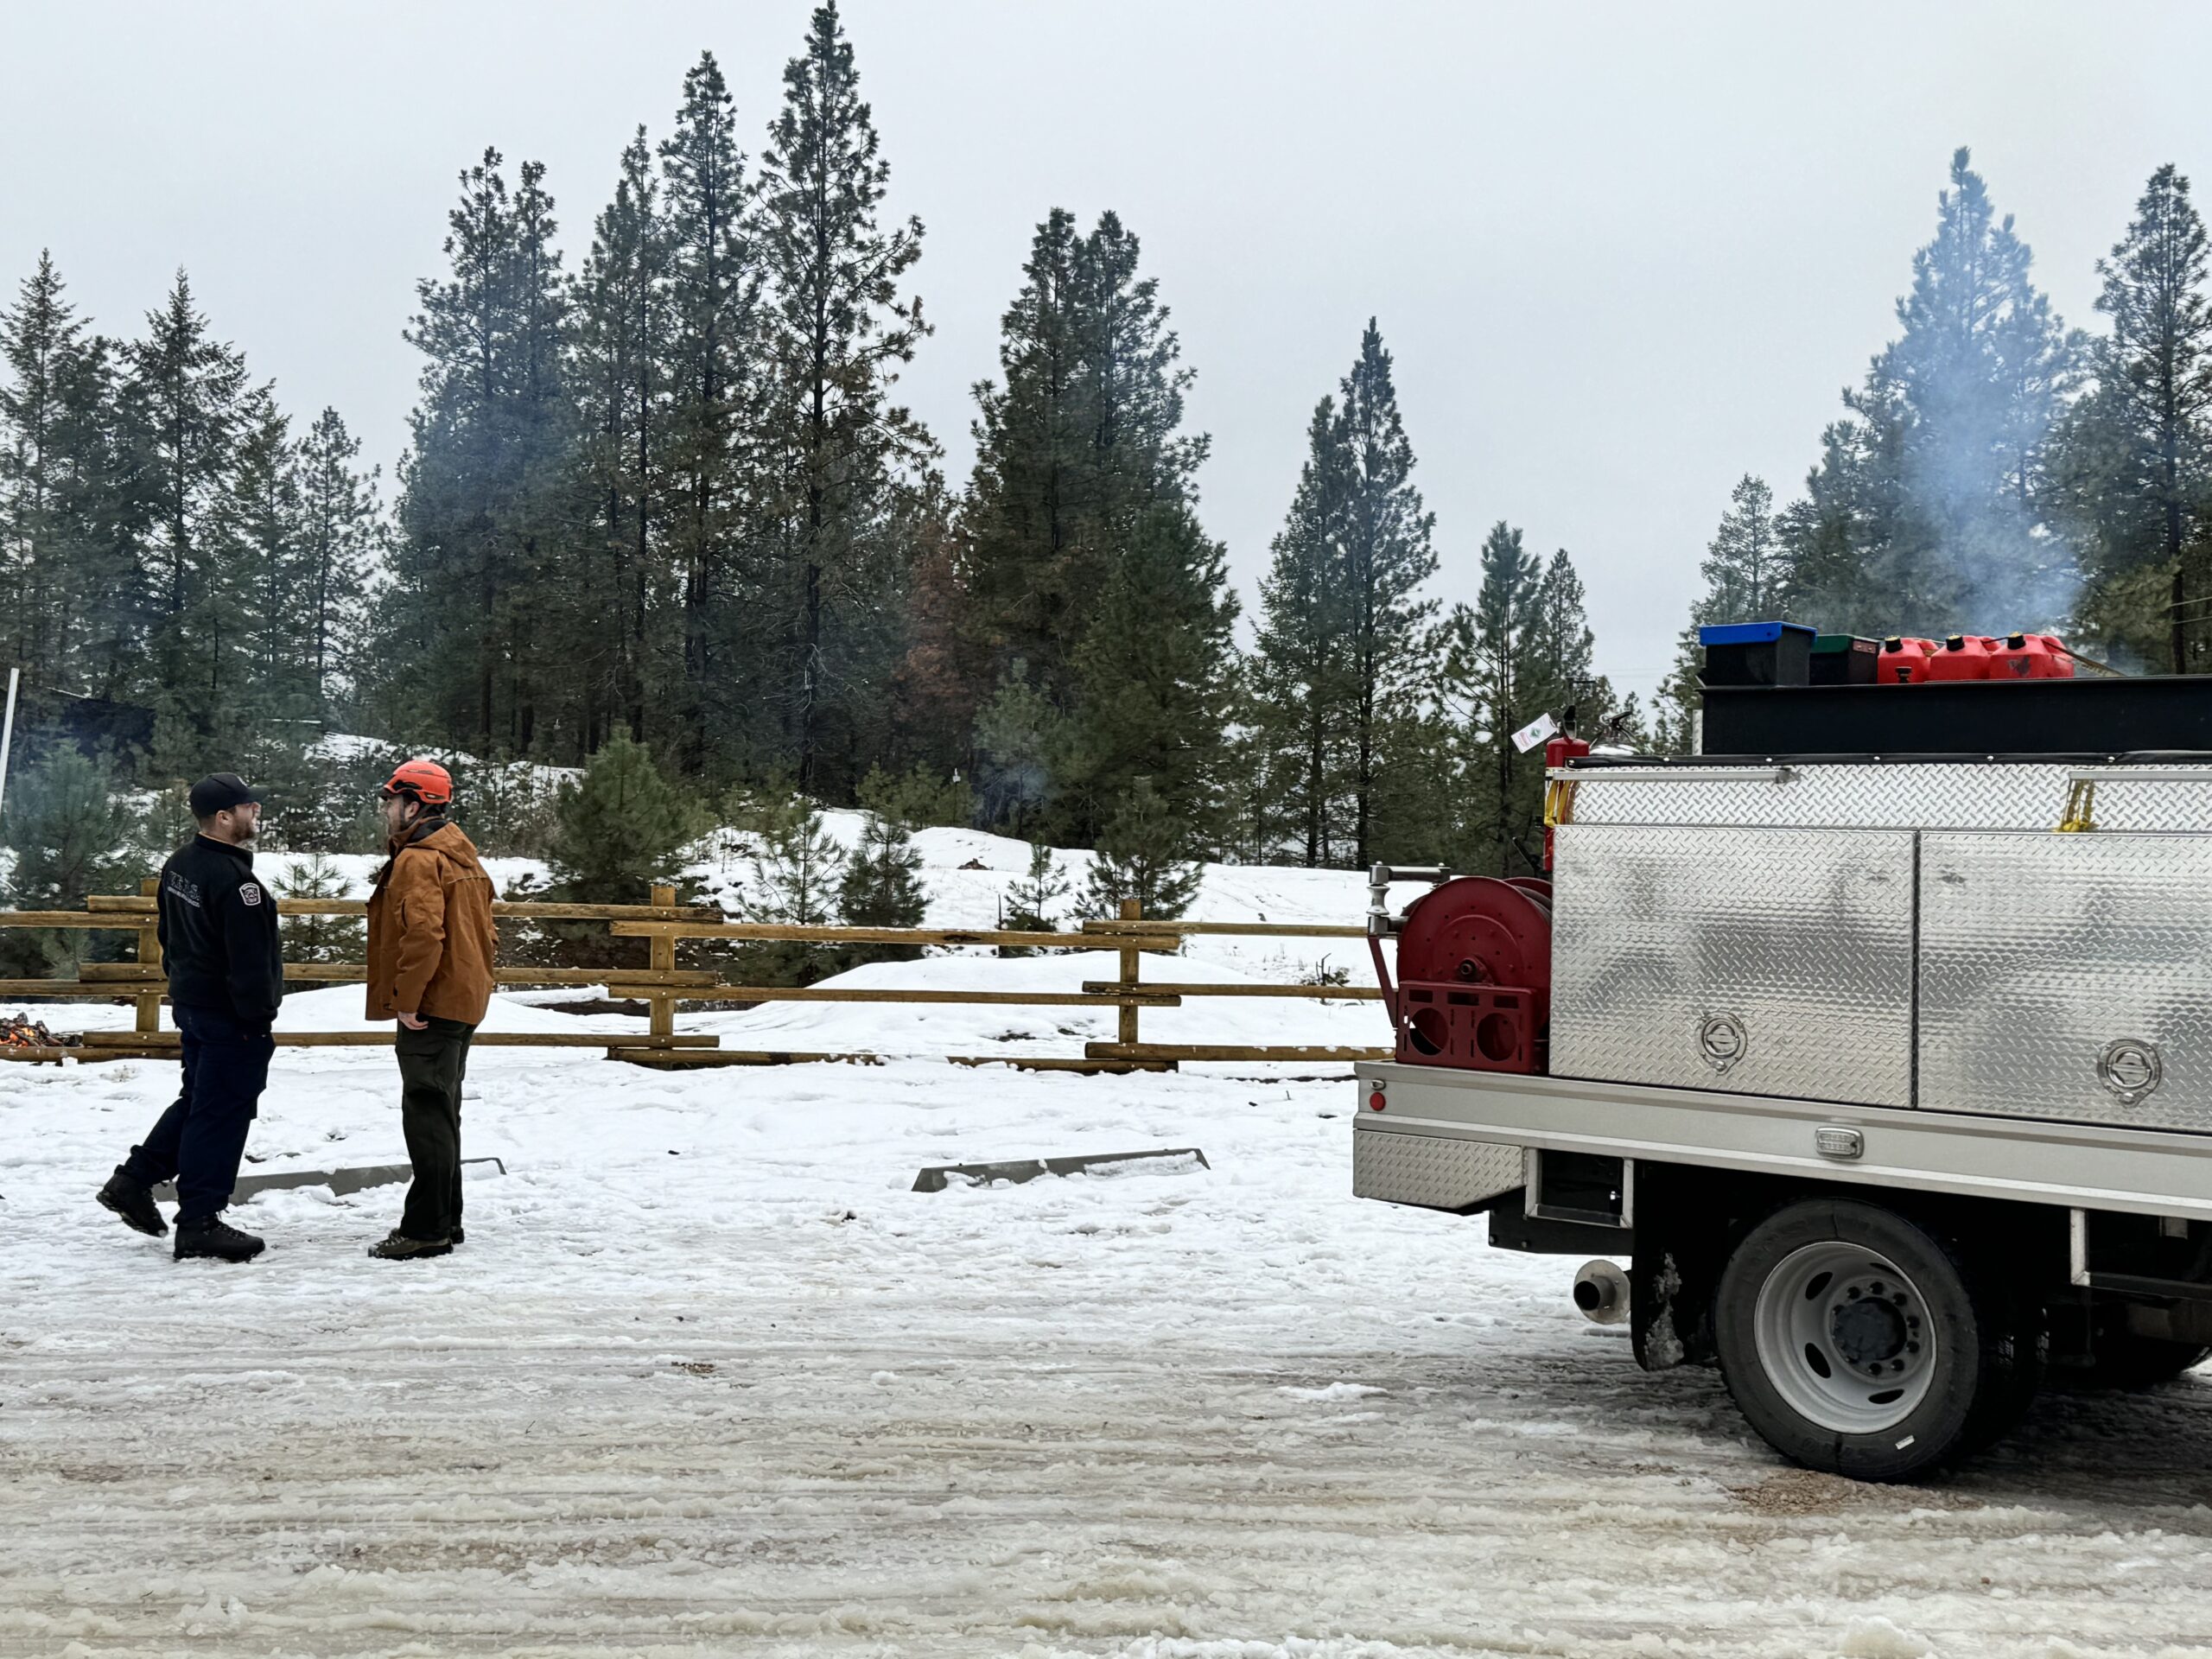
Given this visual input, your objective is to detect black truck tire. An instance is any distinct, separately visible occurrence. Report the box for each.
[1713,1198,2043,1482]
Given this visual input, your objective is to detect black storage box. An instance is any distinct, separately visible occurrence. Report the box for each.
[1699,621,1815,688]
[1700,676,2212,757]
[1810,633,1880,685]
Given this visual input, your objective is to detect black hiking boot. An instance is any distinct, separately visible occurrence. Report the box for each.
[98,1170,168,1237]
[368,1230,452,1261]
[174,1216,265,1262]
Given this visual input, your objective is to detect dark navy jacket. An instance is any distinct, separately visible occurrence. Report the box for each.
[157,836,284,1028]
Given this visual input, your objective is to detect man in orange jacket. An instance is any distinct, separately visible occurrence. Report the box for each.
[364,759,498,1260]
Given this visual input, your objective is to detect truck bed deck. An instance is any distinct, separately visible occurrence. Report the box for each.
[1355,1063,2212,1222]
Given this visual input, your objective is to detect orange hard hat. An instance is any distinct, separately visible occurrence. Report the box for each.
[378,758,454,807]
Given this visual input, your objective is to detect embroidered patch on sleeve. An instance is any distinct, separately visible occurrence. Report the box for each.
[238,882,264,906]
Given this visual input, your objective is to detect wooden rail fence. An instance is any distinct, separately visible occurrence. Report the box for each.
[0,885,1390,1071]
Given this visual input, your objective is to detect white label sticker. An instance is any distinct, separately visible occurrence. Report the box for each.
[1510,712,1560,754]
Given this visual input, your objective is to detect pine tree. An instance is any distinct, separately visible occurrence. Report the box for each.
[1250,395,1351,866]
[2058,164,2212,671]
[1657,474,1789,747]
[1058,501,1238,847]
[1337,321,1440,868]
[1791,149,2078,635]
[757,1,932,794]
[1001,839,1070,938]
[888,487,989,778]
[292,407,379,722]
[962,209,1210,766]
[1519,550,1597,714]
[1700,474,1789,620]
[223,391,308,732]
[963,209,1092,699]
[742,791,845,983]
[1249,326,1442,868]
[569,127,674,753]
[971,671,1062,837]
[1079,776,1201,920]
[660,54,767,772]
[387,150,577,757]
[282,852,364,969]
[547,731,701,904]
[835,810,925,965]
[0,252,103,683]
[128,270,254,737]
[1446,522,1541,874]
[505,158,580,756]
[1654,625,1703,754]
[0,746,142,976]
[855,759,969,829]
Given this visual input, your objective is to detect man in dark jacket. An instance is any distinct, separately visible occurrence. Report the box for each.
[96,772,283,1262]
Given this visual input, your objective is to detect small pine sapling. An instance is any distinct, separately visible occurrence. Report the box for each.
[1080,777,1202,925]
[282,852,362,970]
[548,732,703,906]
[2,747,142,977]
[1000,841,1071,956]
[745,796,847,985]
[836,811,927,969]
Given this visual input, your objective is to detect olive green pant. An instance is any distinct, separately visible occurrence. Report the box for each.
[396,1016,475,1242]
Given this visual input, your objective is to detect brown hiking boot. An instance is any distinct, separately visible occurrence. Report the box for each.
[368,1230,452,1261]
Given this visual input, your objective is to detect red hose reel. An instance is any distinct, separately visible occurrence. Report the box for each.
[1389,876,1553,1073]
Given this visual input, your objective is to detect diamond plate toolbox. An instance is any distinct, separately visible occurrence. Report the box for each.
[1920,832,2212,1133]
[1550,823,1916,1108]
[1562,761,2212,834]
[1351,1127,1523,1211]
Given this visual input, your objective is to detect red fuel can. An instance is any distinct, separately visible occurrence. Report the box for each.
[1993,632,2075,680]
[1878,637,1937,684]
[1926,634,1998,682]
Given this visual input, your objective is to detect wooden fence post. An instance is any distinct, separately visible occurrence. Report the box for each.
[1118,897,1142,1047]
[135,878,161,1038]
[648,883,677,1045]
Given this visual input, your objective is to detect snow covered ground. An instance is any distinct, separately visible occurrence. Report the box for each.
[9,843,2212,1654]
[10,1021,2212,1654]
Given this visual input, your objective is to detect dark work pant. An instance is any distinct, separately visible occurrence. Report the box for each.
[396,1016,474,1241]
[121,1005,274,1223]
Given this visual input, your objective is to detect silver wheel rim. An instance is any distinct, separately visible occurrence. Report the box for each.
[1752,1241,1936,1433]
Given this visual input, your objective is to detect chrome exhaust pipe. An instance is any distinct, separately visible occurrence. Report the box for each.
[1573,1259,1630,1325]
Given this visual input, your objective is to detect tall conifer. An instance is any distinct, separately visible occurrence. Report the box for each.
[1792,149,2077,634]
[757,1,932,794]
[1446,522,1541,873]
[2059,165,2212,671]
[572,128,671,748]
[128,271,253,739]
[1335,321,1438,867]
[390,150,576,755]
[1250,396,1351,866]
[292,407,379,722]
[660,54,766,770]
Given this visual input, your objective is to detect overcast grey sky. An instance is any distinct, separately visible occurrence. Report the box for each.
[5,2,2207,701]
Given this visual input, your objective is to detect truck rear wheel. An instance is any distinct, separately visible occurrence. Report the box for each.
[1714,1198,2041,1481]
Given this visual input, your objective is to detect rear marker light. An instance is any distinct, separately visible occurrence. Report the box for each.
[1368,1091,1388,1112]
